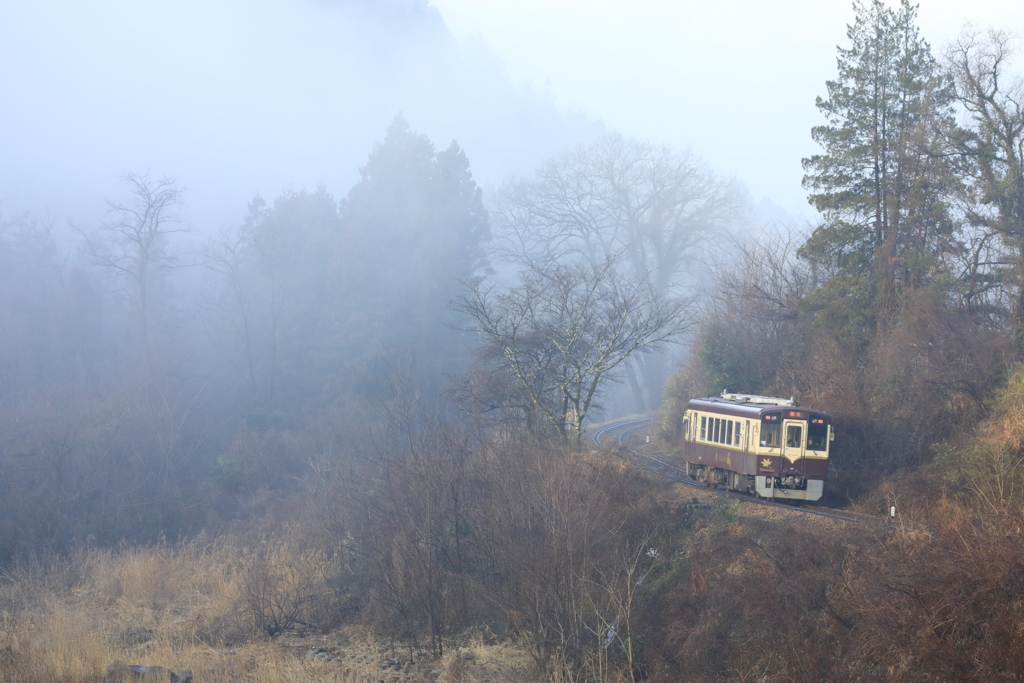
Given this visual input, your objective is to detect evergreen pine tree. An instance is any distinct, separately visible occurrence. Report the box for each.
[801,0,956,335]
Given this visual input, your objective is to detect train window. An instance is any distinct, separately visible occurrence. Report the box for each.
[761,413,781,448]
[808,418,828,450]
[734,421,741,446]
[786,425,803,448]
[700,416,707,440]
[726,420,733,445]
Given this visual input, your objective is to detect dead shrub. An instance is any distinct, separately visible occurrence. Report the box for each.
[236,529,343,637]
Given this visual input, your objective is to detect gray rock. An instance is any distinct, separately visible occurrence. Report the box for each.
[106,661,193,683]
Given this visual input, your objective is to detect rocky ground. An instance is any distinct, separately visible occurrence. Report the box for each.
[268,629,534,683]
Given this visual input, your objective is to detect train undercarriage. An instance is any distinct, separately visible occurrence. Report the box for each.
[684,462,823,503]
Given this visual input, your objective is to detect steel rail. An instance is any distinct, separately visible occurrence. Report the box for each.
[592,418,653,445]
[594,417,878,526]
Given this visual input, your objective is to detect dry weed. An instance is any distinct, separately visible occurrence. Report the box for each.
[0,535,358,683]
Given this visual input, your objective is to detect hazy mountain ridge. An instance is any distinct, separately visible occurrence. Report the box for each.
[0,0,602,228]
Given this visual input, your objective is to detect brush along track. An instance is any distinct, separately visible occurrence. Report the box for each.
[592,417,882,527]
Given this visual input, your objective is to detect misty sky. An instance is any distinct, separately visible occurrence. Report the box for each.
[2,0,1022,230]
[433,0,1024,217]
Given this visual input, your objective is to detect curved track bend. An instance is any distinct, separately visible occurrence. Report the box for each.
[593,417,877,526]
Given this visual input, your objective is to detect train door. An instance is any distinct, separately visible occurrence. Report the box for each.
[682,413,691,460]
[780,419,806,477]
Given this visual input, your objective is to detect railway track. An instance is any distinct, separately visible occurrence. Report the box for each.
[593,417,878,526]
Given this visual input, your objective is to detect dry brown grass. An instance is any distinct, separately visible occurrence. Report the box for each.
[0,536,385,683]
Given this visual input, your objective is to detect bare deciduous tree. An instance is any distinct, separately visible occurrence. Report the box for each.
[79,173,189,373]
[455,259,694,442]
[946,27,1024,327]
[492,134,745,410]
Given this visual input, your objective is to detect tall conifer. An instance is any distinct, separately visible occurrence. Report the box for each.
[801,0,955,333]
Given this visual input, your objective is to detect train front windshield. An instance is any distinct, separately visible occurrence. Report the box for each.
[807,417,828,451]
[761,412,781,447]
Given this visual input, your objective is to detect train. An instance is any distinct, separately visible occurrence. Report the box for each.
[681,392,832,502]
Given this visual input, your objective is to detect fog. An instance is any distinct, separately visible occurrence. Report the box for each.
[0,0,761,425]
[1,0,600,227]
[5,4,1024,679]
[5,0,1023,224]
[436,0,1024,217]
[1,0,1023,554]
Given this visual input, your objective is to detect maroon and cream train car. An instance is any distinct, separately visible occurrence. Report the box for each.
[681,393,833,502]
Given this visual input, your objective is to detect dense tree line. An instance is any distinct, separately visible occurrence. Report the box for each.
[666,0,1024,497]
[0,115,492,563]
